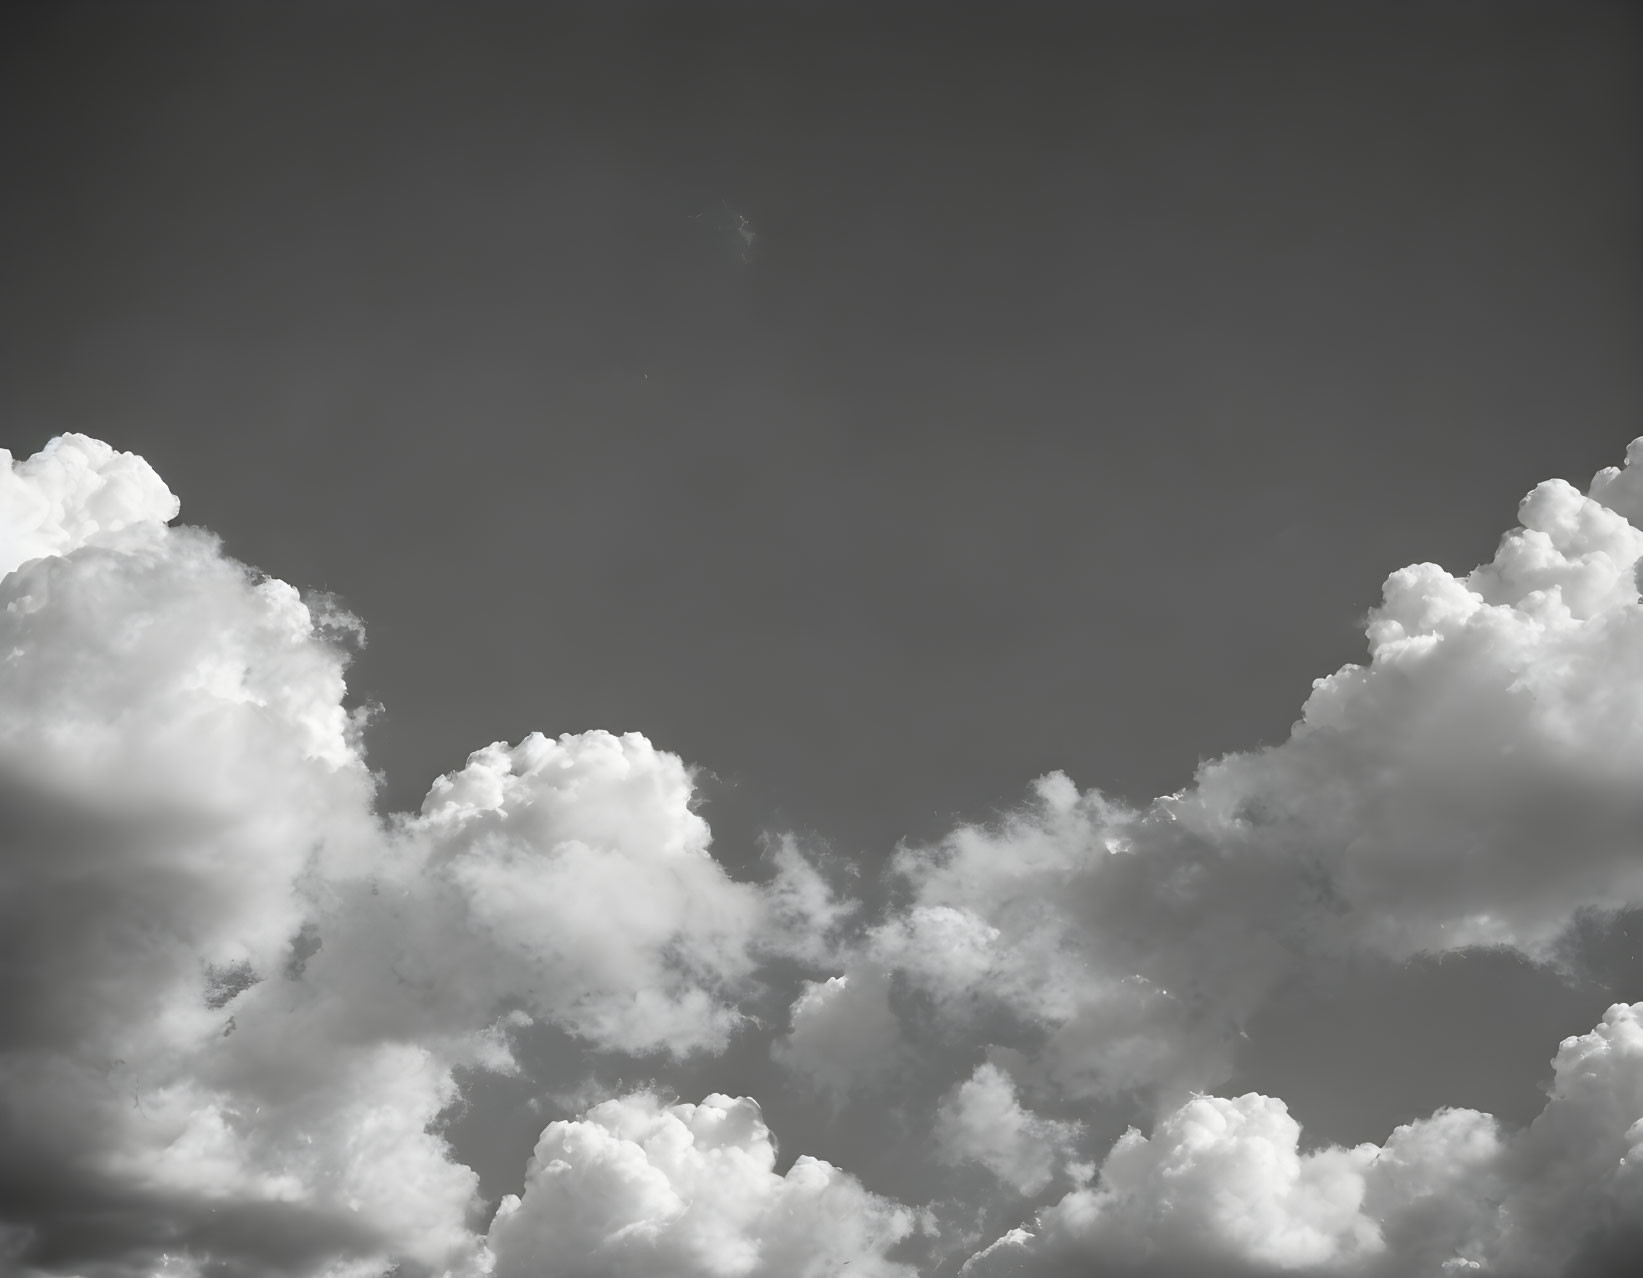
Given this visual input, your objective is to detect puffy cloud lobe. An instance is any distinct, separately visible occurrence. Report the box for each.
[1585,437,1643,531]
[1355,1106,1506,1274]
[1038,1092,1382,1272]
[1486,1002,1643,1275]
[1187,471,1643,959]
[0,434,179,578]
[485,1092,918,1278]
[772,969,905,1105]
[964,1004,1643,1278]
[301,741,859,1063]
[934,1062,1083,1197]
[301,729,863,1064]
[97,1043,484,1268]
[865,777,1294,1101]
[307,729,769,1057]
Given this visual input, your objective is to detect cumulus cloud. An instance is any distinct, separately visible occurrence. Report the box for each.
[857,774,1295,1103]
[1185,471,1643,959]
[0,435,179,577]
[7,432,1643,1278]
[0,436,866,1277]
[772,968,906,1105]
[487,1092,918,1277]
[0,437,485,1274]
[832,444,1643,1112]
[933,1062,1083,1197]
[963,1003,1643,1278]
[307,728,771,1058]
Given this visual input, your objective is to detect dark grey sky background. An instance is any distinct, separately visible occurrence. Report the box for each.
[3,0,1642,1214]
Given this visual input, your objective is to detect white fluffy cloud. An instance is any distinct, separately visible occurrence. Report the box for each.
[862,774,1293,1102]
[772,968,906,1105]
[842,444,1643,1110]
[303,728,771,1059]
[486,1092,918,1278]
[0,435,179,578]
[964,1002,1643,1278]
[0,436,865,1277]
[1185,472,1643,959]
[933,1062,1083,1197]
[0,436,487,1275]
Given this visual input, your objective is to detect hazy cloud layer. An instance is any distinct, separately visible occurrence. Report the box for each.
[3,434,1642,1276]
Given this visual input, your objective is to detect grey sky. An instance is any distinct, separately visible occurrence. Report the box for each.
[2,4,1642,1277]
[5,1,1638,850]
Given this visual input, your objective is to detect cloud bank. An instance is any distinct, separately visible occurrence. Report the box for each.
[964,1002,1643,1278]
[2,433,1641,1277]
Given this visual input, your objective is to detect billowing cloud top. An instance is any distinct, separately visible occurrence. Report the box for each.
[0,435,179,578]
[488,1092,918,1278]
[2,435,1641,1278]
